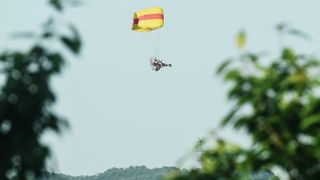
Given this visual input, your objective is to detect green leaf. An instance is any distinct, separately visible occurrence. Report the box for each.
[303,57,320,68]
[194,138,207,151]
[221,107,239,126]
[281,48,296,62]
[236,30,246,50]
[276,23,310,40]
[216,59,232,75]
[300,114,320,130]
[60,25,81,54]
[60,36,75,52]
[49,0,63,11]
[246,53,258,62]
[224,69,241,81]
[47,53,64,73]
[276,23,287,32]
[42,32,54,39]
[287,29,310,40]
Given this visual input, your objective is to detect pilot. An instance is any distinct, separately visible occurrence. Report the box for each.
[150,57,172,71]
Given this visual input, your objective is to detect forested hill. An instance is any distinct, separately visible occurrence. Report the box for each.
[39,166,178,180]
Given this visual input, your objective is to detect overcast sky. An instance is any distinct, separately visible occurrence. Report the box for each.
[1,0,320,176]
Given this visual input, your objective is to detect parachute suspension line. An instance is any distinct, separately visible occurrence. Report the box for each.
[139,32,161,58]
[150,31,161,58]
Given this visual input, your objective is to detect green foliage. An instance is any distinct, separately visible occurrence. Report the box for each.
[218,43,320,178]
[169,26,320,179]
[166,140,253,180]
[0,1,81,179]
[49,0,82,11]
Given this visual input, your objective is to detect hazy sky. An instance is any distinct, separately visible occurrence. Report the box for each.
[1,0,320,176]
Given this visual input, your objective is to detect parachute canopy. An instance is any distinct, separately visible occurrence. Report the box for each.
[132,7,164,32]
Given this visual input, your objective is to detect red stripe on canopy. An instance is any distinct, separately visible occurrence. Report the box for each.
[132,13,163,25]
[139,13,164,21]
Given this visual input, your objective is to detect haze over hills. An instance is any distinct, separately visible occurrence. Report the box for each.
[39,166,178,180]
[38,166,276,180]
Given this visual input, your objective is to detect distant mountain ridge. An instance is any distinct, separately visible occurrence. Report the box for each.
[39,166,178,180]
[38,166,276,180]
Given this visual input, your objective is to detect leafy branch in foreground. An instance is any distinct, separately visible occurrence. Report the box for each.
[0,0,81,179]
[168,25,320,180]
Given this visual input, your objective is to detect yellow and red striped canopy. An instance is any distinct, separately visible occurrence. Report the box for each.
[132,7,164,32]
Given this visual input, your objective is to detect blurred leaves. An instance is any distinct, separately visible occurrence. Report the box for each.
[216,58,232,75]
[277,23,311,40]
[0,0,82,179]
[169,26,320,180]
